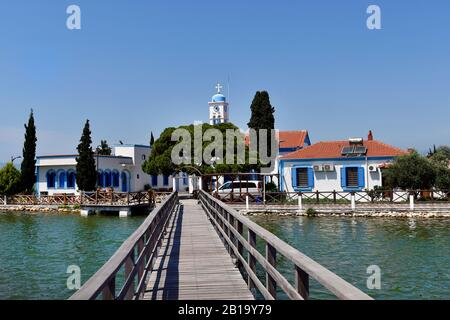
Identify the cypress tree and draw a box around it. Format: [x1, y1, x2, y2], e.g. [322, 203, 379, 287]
[247, 91, 275, 158]
[76, 120, 97, 191]
[20, 109, 37, 194]
[150, 132, 155, 147]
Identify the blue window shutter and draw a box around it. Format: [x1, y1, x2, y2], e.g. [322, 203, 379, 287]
[340, 167, 346, 188]
[59, 172, 65, 189]
[307, 167, 314, 188]
[358, 167, 365, 188]
[292, 168, 298, 187]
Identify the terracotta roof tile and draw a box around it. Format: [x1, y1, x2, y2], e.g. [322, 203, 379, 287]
[278, 131, 308, 149]
[245, 130, 309, 149]
[281, 140, 407, 160]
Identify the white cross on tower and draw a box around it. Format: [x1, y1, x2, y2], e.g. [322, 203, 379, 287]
[215, 82, 223, 94]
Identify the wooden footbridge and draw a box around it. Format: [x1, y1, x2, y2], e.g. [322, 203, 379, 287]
[69, 191, 372, 300]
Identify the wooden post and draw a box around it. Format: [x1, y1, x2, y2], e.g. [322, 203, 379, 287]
[266, 243, 277, 299]
[316, 190, 319, 204]
[64, 194, 67, 206]
[124, 251, 135, 300]
[248, 230, 256, 290]
[237, 221, 244, 268]
[102, 277, 115, 300]
[295, 266, 309, 300]
[333, 190, 337, 204]
[95, 190, 98, 204]
[111, 191, 114, 205]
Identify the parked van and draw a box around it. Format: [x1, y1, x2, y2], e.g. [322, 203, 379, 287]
[217, 180, 262, 198]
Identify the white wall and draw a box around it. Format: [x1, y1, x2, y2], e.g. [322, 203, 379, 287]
[280, 158, 387, 193]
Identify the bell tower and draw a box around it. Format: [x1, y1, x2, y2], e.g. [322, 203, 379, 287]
[209, 82, 229, 125]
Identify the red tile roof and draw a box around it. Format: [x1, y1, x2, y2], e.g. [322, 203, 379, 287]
[245, 130, 309, 149]
[281, 140, 407, 160]
[278, 131, 309, 149]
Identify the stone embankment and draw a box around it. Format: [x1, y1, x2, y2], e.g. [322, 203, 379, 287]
[241, 209, 449, 218]
[0, 205, 80, 214]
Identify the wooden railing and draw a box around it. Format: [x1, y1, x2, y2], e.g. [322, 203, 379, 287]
[0, 191, 172, 207]
[199, 190, 372, 300]
[69, 192, 178, 300]
[213, 189, 450, 205]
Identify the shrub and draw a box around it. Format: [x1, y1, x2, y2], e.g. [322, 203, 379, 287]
[306, 208, 317, 216]
[0, 163, 21, 195]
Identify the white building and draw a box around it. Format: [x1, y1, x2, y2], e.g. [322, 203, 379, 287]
[36, 144, 189, 196]
[279, 132, 407, 193]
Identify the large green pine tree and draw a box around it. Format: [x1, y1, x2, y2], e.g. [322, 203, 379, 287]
[247, 91, 275, 158]
[76, 120, 97, 191]
[20, 109, 37, 194]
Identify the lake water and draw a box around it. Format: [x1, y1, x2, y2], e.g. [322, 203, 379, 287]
[0, 211, 448, 300]
[0, 211, 145, 300]
[250, 215, 450, 300]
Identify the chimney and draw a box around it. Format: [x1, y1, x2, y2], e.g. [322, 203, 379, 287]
[368, 130, 373, 141]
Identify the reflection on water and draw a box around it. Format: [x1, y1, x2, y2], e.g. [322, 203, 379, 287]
[250, 215, 449, 300]
[0, 211, 145, 300]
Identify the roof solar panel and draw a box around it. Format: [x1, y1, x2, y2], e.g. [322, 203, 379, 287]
[341, 146, 354, 155]
[354, 146, 368, 155]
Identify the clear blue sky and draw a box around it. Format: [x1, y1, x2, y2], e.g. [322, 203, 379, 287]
[0, 0, 449, 163]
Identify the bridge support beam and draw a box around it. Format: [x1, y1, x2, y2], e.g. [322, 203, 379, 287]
[119, 209, 131, 218]
[351, 194, 356, 211]
[81, 209, 94, 217]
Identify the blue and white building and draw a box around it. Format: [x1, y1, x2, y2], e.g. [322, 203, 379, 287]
[36, 144, 189, 196]
[279, 133, 407, 193]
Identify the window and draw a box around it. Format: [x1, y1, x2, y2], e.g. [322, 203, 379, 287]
[346, 167, 359, 187]
[121, 172, 128, 192]
[67, 172, 76, 189]
[292, 167, 314, 190]
[142, 155, 146, 160]
[112, 171, 120, 188]
[104, 171, 112, 187]
[340, 167, 365, 190]
[296, 168, 309, 188]
[163, 175, 169, 186]
[47, 171, 56, 189]
[58, 171, 66, 189]
[97, 171, 104, 187]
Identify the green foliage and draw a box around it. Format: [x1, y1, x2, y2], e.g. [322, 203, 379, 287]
[427, 145, 450, 159]
[96, 140, 112, 155]
[265, 181, 278, 192]
[384, 152, 436, 190]
[0, 163, 21, 195]
[429, 145, 450, 190]
[366, 185, 384, 201]
[306, 208, 317, 216]
[142, 123, 259, 176]
[20, 109, 37, 194]
[76, 120, 97, 191]
[247, 91, 276, 157]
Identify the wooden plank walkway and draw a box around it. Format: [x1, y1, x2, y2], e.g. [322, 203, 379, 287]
[143, 199, 254, 300]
